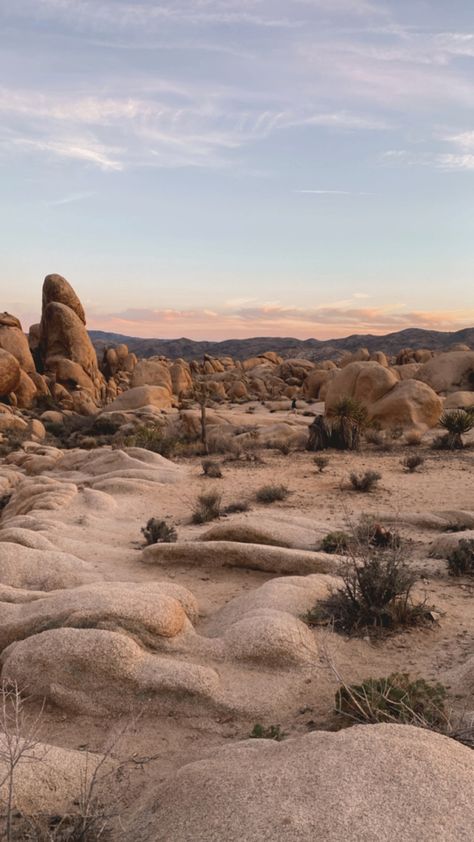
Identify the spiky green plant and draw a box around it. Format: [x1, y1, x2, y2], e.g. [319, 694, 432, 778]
[439, 409, 473, 449]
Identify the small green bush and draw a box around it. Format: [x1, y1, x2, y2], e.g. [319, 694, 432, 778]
[447, 538, 474, 576]
[192, 491, 222, 524]
[141, 518, 177, 545]
[336, 673, 447, 728]
[256, 484, 290, 504]
[321, 531, 351, 554]
[126, 425, 182, 458]
[250, 723, 285, 741]
[349, 470, 381, 492]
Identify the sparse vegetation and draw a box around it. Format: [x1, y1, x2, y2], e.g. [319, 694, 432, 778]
[249, 723, 285, 741]
[321, 531, 351, 554]
[307, 398, 369, 451]
[224, 500, 250, 514]
[401, 454, 425, 472]
[439, 409, 474, 449]
[349, 470, 381, 492]
[125, 424, 183, 458]
[192, 491, 222, 524]
[335, 673, 448, 728]
[405, 431, 422, 446]
[307, 541, 432, 635]
[201, 459, 223, 478]
[141, 518, 177, 546]
[255, 484, 290, 504]
[447, 538, 474, 577]
[314, 455, 329, 473]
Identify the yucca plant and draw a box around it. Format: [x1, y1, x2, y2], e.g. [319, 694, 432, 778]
[439, 409, 473, 449]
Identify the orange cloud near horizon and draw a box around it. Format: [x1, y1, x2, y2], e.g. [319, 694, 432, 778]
[83, 303, 474, 341]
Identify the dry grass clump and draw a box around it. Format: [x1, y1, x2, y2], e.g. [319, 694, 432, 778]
[255, 484, 290, 504]
[447, 538, 474, 577]
[405, 430, 423, 446]
[335, 673, 448, 728]
[224, 501, 250, 514]
[321, 531, 351, 554]
[401, 454, 424, 472]
[349, 470, 381, 492]
[201, 459, 223, 478]
[141, 518, 177, 546]
[125, 424, 184, 458]
[192, 491, 222, 524]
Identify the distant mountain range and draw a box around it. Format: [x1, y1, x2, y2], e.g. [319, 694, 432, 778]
[89, 327, 474, 363]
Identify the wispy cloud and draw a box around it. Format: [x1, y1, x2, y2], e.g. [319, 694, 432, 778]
[296, 189, 373, 195]
[83, 299, 474, 341]
[45, 191, 96, 206]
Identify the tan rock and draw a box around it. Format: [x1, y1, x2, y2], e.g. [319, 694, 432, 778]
[416, 351, 474, 394]
[370, 379, 442, 432]
[128, 725, 474, 842]
[131, 359, 173, 391]
[325, 361, 398, 414]
[0, 317, 36, 372]
[0, 348, 21, 396]
[13, 370, 38, 408]
[105, 385, 173, 411]
[42, 273, 86, 323]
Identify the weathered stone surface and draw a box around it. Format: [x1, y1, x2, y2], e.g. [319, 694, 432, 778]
[123, 725, 474, 842]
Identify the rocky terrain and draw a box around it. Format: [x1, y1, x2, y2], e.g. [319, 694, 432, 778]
[0, 274, 473, 841]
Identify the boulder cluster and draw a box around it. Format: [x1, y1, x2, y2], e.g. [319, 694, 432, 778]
[1, 274, 473, 438]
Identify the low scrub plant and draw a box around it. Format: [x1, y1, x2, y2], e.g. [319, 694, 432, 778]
[249, 723, 285, 741]
[349, 470, 381, 492]
[126, 425, 183, 458]
[192, 491, 222, 524]
[321, 531, 351, 554]
[255, 484, 290, 504]
[447, 538, 474, 577]
[335, 673, 448, 728]
[307, 541, 433, 635]
[224, 500, 250, 514]
[308, 398, 369, 452]
[401, 454, 424, 472]
[314, 455, 329, 473]
[201, 459, 223, 478]
[141, 518, 177, 545]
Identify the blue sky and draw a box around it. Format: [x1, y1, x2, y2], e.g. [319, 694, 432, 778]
[1, 0, 473, 339]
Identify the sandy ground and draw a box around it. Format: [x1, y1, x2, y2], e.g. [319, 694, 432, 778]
[2, 404, 474, 821]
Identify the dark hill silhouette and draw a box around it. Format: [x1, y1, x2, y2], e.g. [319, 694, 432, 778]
[89, 327, 474, 362]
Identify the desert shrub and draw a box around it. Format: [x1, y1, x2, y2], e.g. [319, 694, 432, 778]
[201, 459, 223, 478]
[141, 518, 177, 545]
[389, 425, 404, 440]
[0, 430, 28, 457]
[314, 455, 329, 473]
[90, 415, 122, 436]
[365, 429, 384, 446]
[308, 548, 432, 635]
[126, 425, 182, 458]
[192, 491, 222, 524]
[349, 470, 381, 492]
[355, 518, 401, 550]
[273, 439, 292, 455]
[447, 538, 474, 577]
[224, 500, 250, 514]
[255, 484, 290, 504]
[405, 431, 422, 446]
[321, 531, 351, 554]
[439, 409, 474, 449]
[401, 454, 424, 472]
[335, 673, 447, 728]
[250, 723, 285, 741]
[206, 432, 239, 455]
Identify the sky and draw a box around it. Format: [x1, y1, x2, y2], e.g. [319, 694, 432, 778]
[1, 0, 474, 340]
